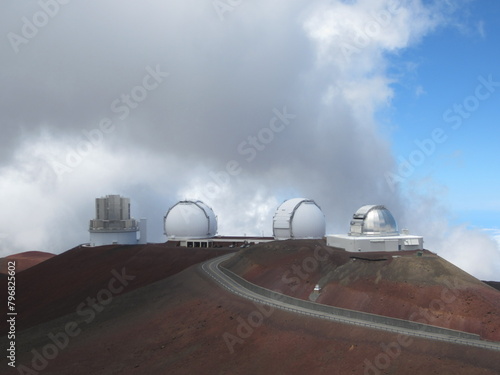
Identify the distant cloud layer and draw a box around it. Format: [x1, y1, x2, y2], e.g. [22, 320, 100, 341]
[1, 0, 498, 280]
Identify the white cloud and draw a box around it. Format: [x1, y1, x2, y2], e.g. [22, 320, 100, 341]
[477, 20, 486, 38]
[398, 178, 500, 281]
[415, 85, 427, 97]
[483, 228, 500, 249]
[178, 176, 279, 237]
[303, 0, 440, 72]
[438, 226, 500, 280]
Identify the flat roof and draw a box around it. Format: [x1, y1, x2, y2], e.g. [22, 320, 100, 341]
[170, 236, 274, 242]
[327, 234, 423, 240]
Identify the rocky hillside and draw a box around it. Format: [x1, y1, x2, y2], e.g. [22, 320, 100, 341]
[223, 240, 500, 341]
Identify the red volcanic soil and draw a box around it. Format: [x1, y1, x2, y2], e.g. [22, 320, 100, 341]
[485, 281, 500, 291]
[223, 240, 500, 342]
[0, 243, 235, 333]
[3, 255, 500, 374]
[1, 241, 499, 374]
[0, 251, 55, 274]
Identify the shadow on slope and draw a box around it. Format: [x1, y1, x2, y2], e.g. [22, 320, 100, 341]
[0, 243, 234, 334]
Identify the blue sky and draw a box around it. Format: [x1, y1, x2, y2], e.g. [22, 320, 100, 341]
[386, 1, 500, 230]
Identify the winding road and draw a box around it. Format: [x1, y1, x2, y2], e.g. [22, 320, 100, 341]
[201, 253, 500, 352]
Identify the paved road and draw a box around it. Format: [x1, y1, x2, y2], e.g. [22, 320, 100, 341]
[201, 253, 500, 352]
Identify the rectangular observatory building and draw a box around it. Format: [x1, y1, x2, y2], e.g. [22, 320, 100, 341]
[89, 194, 146, 246]
[326, 205, 423, 252]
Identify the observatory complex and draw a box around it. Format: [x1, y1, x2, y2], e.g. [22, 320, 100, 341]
[85, 194, 423, 253]
[89, 194, 147, 247]
[326, 205, 423, 252]
[161, 199, 422, 252]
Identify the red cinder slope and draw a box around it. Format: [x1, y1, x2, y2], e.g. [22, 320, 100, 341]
[6, 264, 500, 375]
[0, 251, 55, 274]
[485, 281, 500, 291]
[0, 243, 235, 334]
[223, 239, 500, 341]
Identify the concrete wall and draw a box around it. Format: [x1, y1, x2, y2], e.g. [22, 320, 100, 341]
[138, 218, 147, 245]
[326, 235, 423, 252]
[89, 230, 138, 247]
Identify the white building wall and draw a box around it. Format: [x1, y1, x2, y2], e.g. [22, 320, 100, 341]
[327, 235, 423, 252]
[138, 218, 147, 244]
[89, 230, 138, 247]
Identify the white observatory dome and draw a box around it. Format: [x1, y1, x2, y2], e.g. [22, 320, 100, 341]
[273, 198, 326, 240]
[349, 205, 398, 236]
[164, 200, 217, 240]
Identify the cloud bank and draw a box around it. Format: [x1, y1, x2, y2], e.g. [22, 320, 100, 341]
[0, 0, 498, 280]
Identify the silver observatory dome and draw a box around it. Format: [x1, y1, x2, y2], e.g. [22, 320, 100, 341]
[164, 200, 217, 240]
[349, 205, 398, 236]
[273, 198, 326, 240]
